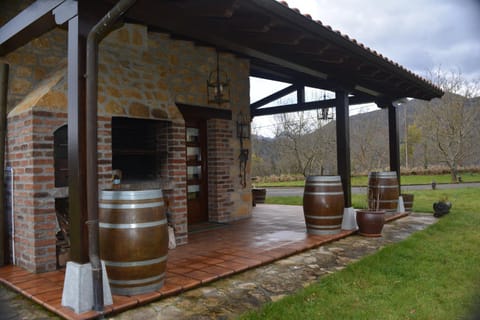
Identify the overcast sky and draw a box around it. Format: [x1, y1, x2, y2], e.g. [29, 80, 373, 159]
[282, 0, 480, 81]
[251, 0, 480, 136]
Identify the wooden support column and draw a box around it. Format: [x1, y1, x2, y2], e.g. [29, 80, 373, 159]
[388, 102, 401, 193]
[67, 15, 89, 263]
[335, 90, 351, 207]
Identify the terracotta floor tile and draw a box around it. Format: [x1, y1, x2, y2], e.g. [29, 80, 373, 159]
[166, 275, 201, 290]
[216, 261, 250, 272]
[187, 262, 210, 270]
[111, 295, 139, 312]
[167, 266, 195, 275]
[201, 265, 234, 278]
[33, 289, 63, 303]
[135, 291, 162, 305]
[15, 278, 51, 291]
[157, 281, 181, 296]
[26, 283, 59, 296]
[181, 270, 216, 282]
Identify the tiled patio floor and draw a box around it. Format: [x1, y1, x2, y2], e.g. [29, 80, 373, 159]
[0, 205, 407, 320]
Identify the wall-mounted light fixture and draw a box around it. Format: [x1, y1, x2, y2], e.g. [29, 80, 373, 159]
[237, 112, 250, 140]
[207, 51, 230, 105]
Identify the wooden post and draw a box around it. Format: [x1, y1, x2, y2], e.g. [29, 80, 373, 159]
[335, 90, 351, 207]
[67, 15, 89, 263]
[388, 102, 401, 194]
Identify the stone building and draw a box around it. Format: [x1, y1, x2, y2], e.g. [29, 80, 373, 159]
[0, 0, 442, 274]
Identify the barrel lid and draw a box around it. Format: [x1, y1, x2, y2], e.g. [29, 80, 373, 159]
[100, 189, 163, 201]
[306, 175, 341, 183]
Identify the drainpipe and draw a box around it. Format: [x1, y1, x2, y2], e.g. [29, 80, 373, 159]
[0, 63, 9, 267]
[86, 0, 136, 311]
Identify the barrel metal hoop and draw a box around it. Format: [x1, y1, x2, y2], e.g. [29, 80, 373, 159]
[304, 191, 344, 196]
[306, 224, 342, 229]
[305, 183, 343, 187]
[304, 214, 343, 220]
[99, 218, 167, 229]
[108, 272, 166, 285]
[368, 185, 398, 189]
[99, 201, 164, 209]
[100, 189, 163, 201]
[104, 255, 167, 268]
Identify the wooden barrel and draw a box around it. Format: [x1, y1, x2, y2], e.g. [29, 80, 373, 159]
[402, 193, 414, 212]
[303, 176, 344, 235]
[99, 189, 168, 296]
[368, 172, 399, 213]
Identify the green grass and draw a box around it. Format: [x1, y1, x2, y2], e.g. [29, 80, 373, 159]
[244, 187, 480, 320]
[255, 172, 480, 188]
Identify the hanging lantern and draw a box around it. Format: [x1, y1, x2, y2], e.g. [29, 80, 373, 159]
[207, 51, 230, 105]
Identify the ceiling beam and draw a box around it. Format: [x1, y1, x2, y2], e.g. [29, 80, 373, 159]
[250, 84, 298, 110]
[0, 0, 66, 55]
[252, 95, 375, 117]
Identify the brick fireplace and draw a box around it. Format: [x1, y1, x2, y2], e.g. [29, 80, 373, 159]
[5, 23, 252, 273]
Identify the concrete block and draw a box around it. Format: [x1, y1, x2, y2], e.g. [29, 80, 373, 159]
[341, 207, 358, 230]
[397, 196, 405, 213]
[61, 261, 113, 314]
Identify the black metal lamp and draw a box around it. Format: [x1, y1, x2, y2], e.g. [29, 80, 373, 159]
[207, 51, 230, 105]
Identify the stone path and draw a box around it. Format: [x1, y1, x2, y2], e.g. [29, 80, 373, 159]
[111, 214, 436, 320]
[0, 283, 60, 319]
[0, 214, 436, 320]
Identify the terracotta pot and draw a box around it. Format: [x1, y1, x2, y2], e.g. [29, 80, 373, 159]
[401, 193, 414, 213]
[356, 210, 385, 237]
[252, 188, 266, 206]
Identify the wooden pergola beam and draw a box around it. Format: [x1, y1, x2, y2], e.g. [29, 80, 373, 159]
[0, 0, 65, 55]
[252, 94, 375, 117]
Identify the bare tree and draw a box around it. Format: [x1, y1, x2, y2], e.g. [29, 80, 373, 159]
[350, 110, 389, 173]
[274, 111, 334, 177]
[415, 69, 480, 182]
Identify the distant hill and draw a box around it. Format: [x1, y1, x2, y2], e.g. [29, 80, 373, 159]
[251, 96, 480, 177]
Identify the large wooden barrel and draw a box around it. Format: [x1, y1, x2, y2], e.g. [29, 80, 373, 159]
[368, 171, 399, 213]
[303, 176, 344, 235]
[99, 189, 168, 296]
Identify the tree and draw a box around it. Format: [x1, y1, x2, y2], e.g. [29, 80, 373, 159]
[415, 69, 480, 182]
[400, 123, 422, 168]
[273, 111, 335, 177]
[350, 109, 389, 173]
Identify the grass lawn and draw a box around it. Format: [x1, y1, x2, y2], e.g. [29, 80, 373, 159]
[254, 172, 480, 188]
[242, 187, 480, 320]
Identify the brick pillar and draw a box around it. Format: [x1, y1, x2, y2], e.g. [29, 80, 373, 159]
[207, 118, 234, 223]
[7, 110, 67, 273]
[165, 121, 188, 245]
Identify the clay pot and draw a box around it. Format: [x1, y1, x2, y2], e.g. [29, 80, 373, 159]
[356, 210, 385, 237]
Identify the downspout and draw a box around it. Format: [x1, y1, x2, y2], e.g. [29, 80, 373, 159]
[0, 63, 9, 267]
[86, 0, 136, 311]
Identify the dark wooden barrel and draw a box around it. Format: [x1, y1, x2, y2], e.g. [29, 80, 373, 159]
[402, 194, 414, 212]
[368, 171, 399, 213]
[99, 189, 168, 296]
[303, 176, 344, 235]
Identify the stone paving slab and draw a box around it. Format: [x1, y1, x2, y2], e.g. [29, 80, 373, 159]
[110, 214, 436, 320]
